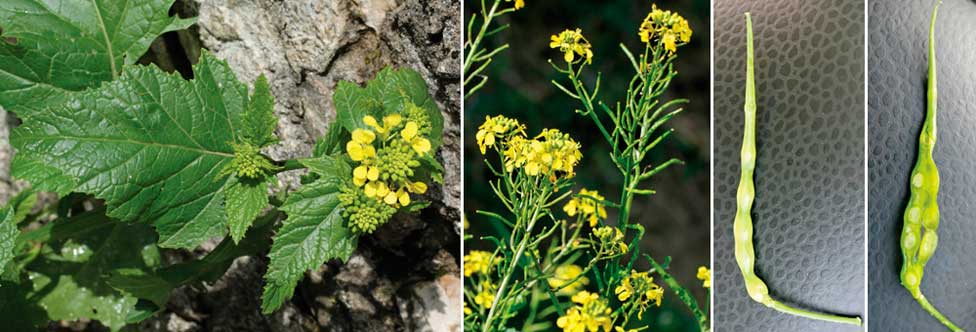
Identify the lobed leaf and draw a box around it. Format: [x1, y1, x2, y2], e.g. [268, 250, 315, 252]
[11, 51, 259, 249]
[0, 0, 195, 116]
[262, 156, 355, 313]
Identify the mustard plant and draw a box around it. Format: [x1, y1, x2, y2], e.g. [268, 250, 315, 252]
[0, 1, 444, 328]
[465, 4, 708, 332]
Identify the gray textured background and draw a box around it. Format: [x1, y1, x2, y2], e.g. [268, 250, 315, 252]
[868, 0, 976, 330]
[713, 0, 865, 331]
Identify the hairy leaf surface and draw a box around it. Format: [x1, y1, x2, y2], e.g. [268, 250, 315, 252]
[11, 52, 257, 249]
[262, 156, 355, 313]
[0, 0, 195, 116]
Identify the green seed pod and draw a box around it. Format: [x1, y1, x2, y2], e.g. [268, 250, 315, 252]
[732, 13, 860, 326]
[897, 3, 963, 331]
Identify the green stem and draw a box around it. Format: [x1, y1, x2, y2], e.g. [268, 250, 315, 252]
[766, 300, 862, 327]
[911, 290, 963, 332]
[464, 0, 502, 76]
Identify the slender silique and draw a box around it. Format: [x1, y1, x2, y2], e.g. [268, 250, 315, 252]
[732, 12, 861, 327]
[898, 2, 963, 331]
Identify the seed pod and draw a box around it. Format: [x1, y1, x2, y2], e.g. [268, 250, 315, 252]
[732, 13, 860, 326]
[898, 3, 963, 331]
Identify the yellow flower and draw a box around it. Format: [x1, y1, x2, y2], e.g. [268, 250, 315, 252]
[397, 187, 410, 206]
[476, 115, 524, 154]
[406, 181, 428, 194]
[614, 270, 664, 319]
[515, 0, 524, 9]
[402, 121, 419, 140]
[383, 190, 397, 205]
[463, 302, 472, 315]
[364, 181, 390, 198]
[503, 128, 581, 180]
[564, 189, 608, 227]
[638, 4, 692, 54]
[548, 264, 590, 295]
[697, 266, 711, 289]
[411, 137, 432, 154]
[557, 291, 612, 332]
[474, 290, 495, 309]
[364, 114, 403, 135]
[550, 28, 593, 64]
[463, 250, 495, 277]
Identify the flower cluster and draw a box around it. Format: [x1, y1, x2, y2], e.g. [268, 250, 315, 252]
[697, 266, 711, 289]
[548, 264, 590, 295]
[550, 28, 593, 64]
[476, 115, 524, 154]
[503, 128, 582, 179]
[638, 4, 693, 54]
[615, 270, 664, 319]
[339, 104, 434, 233]
[594, 226, 628, 255]
[557, 291, 613, 332]
[464, 250, 496, 277]
[221, 142, 279, 179]
[477, 116, 582, 180]
[564, 189, 608, 227]
[474, 280, 497, 310]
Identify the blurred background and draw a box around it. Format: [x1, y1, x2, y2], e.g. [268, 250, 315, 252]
[464, 0, 710, 331]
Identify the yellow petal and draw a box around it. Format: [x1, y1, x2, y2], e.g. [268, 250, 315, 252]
[367, 166, 380, 181]
[383, 114, 402, 128]
[376, 182, 390, 197]
[412, 138, 432, 154]
[353, 166, 368, 181]
[353, 177, 366, 187]
[384, 192, 398, 205]
[402, 121, 419, 140]
[409, 181, 428, 194]
[550, 35, 561, 48]
[352, 129, 376, 144]
[363, 116, 380, 130]
[364, 182, 378, 197]
[564, 50, 574, 63]
[347, 142, 364, 161]
[398, 189, 411, 206]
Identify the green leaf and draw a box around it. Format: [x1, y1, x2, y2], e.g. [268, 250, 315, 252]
[313, 120, 346, 158]
[11, 51, 260, 249]
[110, 210, 279, 308]
[9, 189, 38, 225]
[333, 67, 443, 149]
[262, 157, 355, 313]
[24, 210, 162, 331]
[225, 177, 269, 243]
[242, 74, 278, 147]
[0, 206, 16, 277]
[11, 158, 76, 195]
[0, 0, 196, 116]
